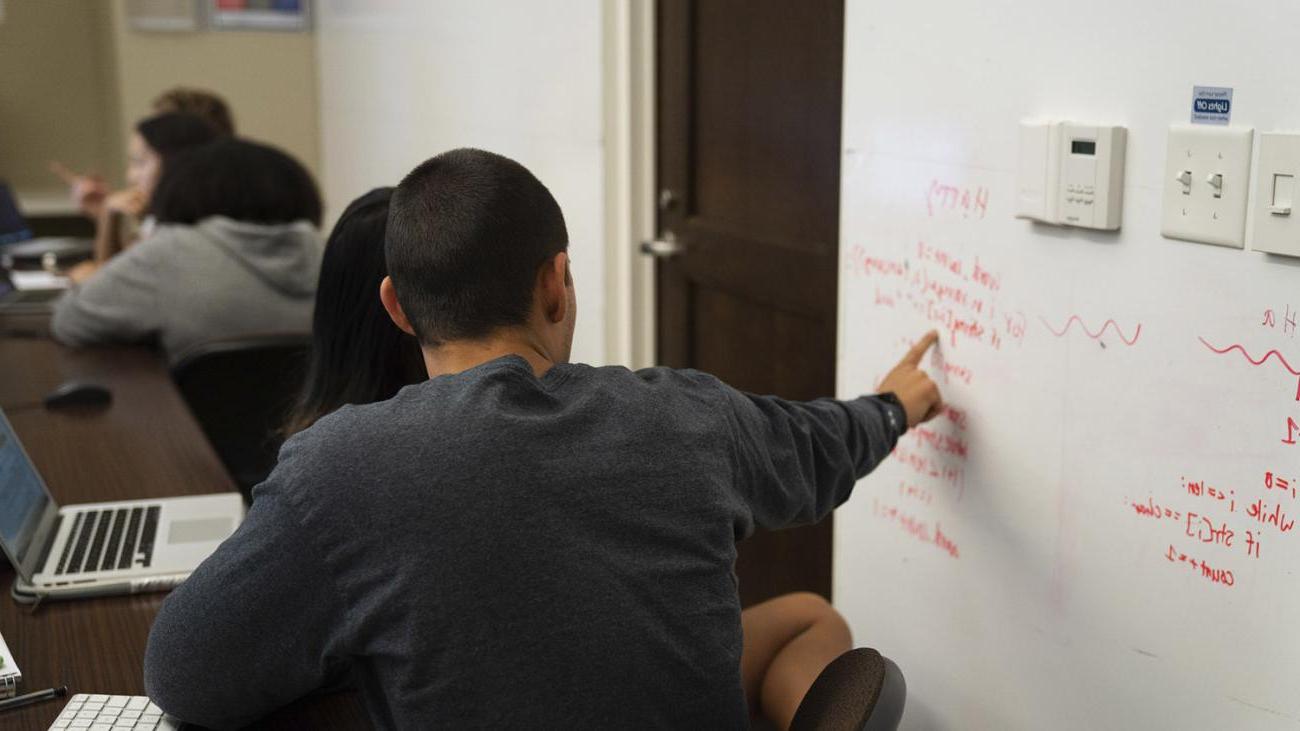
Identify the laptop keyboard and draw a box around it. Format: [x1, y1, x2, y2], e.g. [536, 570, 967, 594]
[48, 694, 178, 730]
[54, 506, 160, 575]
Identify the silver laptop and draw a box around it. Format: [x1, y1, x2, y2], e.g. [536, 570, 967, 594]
[0, 408, 244, 603]
[0, 268, 67, 312]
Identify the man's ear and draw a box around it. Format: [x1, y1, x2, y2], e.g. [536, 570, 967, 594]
[380, 276, 417, 336]
[540, 252, 570, 325]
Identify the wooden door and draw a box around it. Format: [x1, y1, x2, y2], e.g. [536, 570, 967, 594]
[653, 0, 844, 607]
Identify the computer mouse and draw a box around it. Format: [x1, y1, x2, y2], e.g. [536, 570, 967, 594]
[43, 381, 113, 410]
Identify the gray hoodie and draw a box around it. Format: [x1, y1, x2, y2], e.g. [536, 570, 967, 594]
[52, 216, 322, 362]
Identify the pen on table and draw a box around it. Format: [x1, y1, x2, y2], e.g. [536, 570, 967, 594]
[0, 685, 68, 713]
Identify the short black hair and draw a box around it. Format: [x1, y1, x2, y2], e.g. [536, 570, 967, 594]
[149, 137, 322, 227]
[386, 148, 568, 345]
[135, 112, 220, 161]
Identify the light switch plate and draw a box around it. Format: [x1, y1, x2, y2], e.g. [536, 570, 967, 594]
[1161, 124, 1254, 248]
[1251, 132, 1300, 258]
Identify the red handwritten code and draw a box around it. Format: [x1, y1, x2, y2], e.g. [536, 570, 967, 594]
[908, 425, 968, 459]
[925, 179, 989, 220]
[941, 404, 969, 430]
[1261, 305, 1297, 336]
[1183, 478, 1236, 512]
[847, 241, 1023, 351]
[898, 481, 935, 506]
[1244, 498, 1295, 534]
[891, 444, 965, 498]
[1264, 471, 1297, 499]
[1164, 544, 1235, 587]
[872, 498, 960, 558]
[1129, 469, 1294, 585]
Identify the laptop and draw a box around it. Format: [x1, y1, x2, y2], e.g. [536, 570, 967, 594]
[0, 408, 245, 603]
[0, 181, 93, 263]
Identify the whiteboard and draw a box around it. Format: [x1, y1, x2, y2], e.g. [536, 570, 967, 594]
[834, 2, 1300, 728]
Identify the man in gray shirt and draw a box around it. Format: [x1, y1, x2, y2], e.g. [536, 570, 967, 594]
[144, 148, 942, 729]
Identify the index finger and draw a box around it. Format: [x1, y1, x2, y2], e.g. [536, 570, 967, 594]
[901, 330, 939, 366]
[48, 161, 79, 184]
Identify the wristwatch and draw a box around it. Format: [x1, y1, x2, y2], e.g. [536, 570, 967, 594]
[876, 392, 907, 437]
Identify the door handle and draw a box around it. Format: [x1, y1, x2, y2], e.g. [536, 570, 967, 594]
[639, 231, 686, 258]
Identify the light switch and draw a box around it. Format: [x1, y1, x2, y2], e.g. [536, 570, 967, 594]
[1206, 173, 1224, 198]
[1161, 124, 1254, 249]
[1270, 174, 1293, 215]
[1251, 132, 1300, 258]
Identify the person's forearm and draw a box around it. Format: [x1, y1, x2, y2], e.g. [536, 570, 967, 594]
[92, 209, 133, 263]
[92, 209, 116, 263]
[843, 394, 907, 478]
[65, 261, 102, 285]
[729, 391, 903, 529]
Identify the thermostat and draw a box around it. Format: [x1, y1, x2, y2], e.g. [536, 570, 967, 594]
[1016, 120, 1127, 230]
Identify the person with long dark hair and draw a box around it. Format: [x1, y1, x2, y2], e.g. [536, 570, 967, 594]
[281, 188, 426, 436]
[65, 112, 220, 283]
[52, 138, 323, 362]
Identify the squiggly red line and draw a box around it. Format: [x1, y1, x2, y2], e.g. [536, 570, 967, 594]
[1041, 316, 1142, 346]
[1199, 337, 1300, 401]
[1198, 338, 1300, 376]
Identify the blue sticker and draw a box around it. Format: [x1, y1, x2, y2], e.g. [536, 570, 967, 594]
[1191, 86, 1233, 125]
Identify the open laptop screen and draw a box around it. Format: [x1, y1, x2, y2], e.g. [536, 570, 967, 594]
[0, 182, 34, 246]
[0, 409, 53, 564]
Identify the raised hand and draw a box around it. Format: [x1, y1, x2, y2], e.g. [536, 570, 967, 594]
[877, 330, 943, 428]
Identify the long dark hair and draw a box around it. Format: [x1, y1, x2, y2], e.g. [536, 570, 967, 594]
[282, 188, 426, 436]
[150, 137, 323, 227]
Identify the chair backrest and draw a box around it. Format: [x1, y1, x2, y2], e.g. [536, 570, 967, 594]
[171, 334, 311, 501]
[789, 648, 907, 731]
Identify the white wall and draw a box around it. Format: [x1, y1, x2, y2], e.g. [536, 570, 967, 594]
[836, 1, 1300, 729]
[0, 1, 119, 203]
[108, 0, 321, 179]
[315, 0, 607, 364]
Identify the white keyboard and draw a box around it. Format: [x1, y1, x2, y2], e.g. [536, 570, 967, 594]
[47, 694, 179, 730]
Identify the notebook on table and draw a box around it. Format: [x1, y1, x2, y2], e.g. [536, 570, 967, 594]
[0, 629, 20, 698]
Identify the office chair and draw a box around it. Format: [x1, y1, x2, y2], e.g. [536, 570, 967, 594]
[171, 334, 310, 501]
[788, 648, 907, 731]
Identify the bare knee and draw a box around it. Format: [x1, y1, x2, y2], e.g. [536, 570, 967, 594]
[778, 592, 833, 619]
[784, 592, 851, 645]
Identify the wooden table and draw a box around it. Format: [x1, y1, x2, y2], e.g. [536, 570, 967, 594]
[0, 334, 368, 729]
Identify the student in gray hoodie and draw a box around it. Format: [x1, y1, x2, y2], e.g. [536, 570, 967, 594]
[52, 138, 324, 362]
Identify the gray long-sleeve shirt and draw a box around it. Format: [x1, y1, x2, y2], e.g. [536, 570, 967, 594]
[51, 216, 321, 362]
[144, 355, 905, 729]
